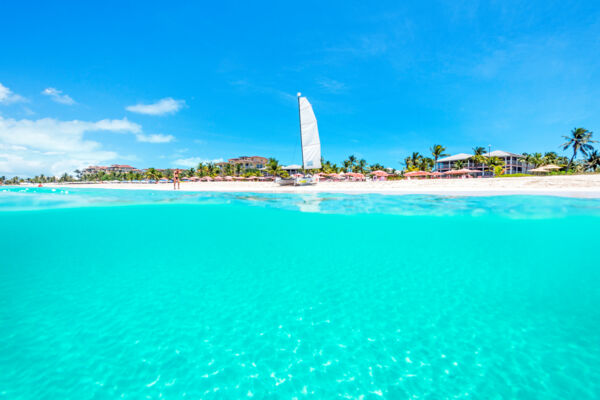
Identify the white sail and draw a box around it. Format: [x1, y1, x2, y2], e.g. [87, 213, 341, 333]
[299, 96, 321, 170]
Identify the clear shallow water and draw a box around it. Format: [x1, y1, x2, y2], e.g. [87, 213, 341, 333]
[1, 187, 599, 399]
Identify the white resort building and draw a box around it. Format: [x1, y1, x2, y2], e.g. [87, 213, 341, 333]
[435, 150, 533, 176]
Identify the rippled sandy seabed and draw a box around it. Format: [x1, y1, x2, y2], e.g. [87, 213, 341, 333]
[1, 188, 599, 399]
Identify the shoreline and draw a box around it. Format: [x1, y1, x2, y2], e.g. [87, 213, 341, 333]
[36, 174, 600, 198]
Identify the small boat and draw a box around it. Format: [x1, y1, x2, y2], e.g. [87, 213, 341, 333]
[278, 93, 322, 186]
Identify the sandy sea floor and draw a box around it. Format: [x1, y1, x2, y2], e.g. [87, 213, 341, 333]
[43, 174, 600, 197]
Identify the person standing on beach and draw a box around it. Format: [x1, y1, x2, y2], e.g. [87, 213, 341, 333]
[173, 169, 181, 190]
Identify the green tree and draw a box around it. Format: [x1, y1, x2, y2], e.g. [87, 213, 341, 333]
[430, 144, 448, 170]
[344, 155, 357, 172]
[484, 156, 505, 176]
[543, 152, 558, 165]
[562, 127, 596, 170]
[529, 152, 544, 167]
[404, 152, 423, 171]
[473, 146, 486, 156]
[585, 150, 600, 172]
[145, 168, 161, 183]
[419, 157, 434, 171]
[453, 160, 465, 170]
[265, 158, 285, 178]
[369, 163, 386, 172]
[356, 159, 368, 174]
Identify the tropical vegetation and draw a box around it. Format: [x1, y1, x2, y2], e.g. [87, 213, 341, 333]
[2, 127, 599, 184]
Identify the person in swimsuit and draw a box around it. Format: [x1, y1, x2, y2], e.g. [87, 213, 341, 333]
[173, 169, 181, 190]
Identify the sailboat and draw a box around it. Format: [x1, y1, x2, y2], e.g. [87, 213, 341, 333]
[277, 93, 322, 186]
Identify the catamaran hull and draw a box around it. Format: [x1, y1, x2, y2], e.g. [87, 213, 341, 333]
[276, 177, 317, 186]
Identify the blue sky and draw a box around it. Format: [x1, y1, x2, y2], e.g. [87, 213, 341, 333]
[1, 0, 599, 176]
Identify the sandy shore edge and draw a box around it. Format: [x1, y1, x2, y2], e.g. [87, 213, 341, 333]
[38, 175, 600, 198]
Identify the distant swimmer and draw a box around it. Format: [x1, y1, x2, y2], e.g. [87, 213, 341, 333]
[173, 169, 181, 190]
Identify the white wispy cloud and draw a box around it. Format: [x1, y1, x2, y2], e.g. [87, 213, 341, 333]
[229, 80, 296, 103]
[42, 87, 76, 105]
[126, 97, 186, 116]
[317, 78, 347, 94]
[135, 133, 175, 143]
[0, 83, 26, 104]
[0, 117, 140, 176]
[174, 157, 223, 168]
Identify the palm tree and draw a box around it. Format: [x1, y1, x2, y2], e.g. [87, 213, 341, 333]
[473, 146, 486, 156]
[265, 158, 284, 178]
[453, 160, 465, 170]
[356, 159, 367, 174]
[585, 150, 600, 172]
[197, 162, 206, 177]
[234, 163, 244, 176]
[206, 162, 217, 176]
[403, 152, 423, 171]
[145, 168, 161, 183]
[530, 152, 544, 168]
[543, 152, 558, 165]
[419, 157, 434, 171]
[484, 156, 505, 176]
[369, 163, 385, 172]
[430, 144, 448, 171]
[562, 127, 597, 170]
[343, 155, 357, 172]
[342, 161, 351, 173]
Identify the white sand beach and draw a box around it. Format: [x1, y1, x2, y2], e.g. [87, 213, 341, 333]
[51, 174, 600, 197]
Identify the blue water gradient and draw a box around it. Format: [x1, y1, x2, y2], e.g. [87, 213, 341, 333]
[1, 187, 599, 399]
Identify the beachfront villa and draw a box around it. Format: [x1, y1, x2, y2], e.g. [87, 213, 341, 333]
[282, 164, 303, 176]
[435, 150, 534, 176]
[218, 156, 268, 170]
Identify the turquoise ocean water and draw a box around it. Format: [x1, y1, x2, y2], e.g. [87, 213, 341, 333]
[1, 187, 599, 399]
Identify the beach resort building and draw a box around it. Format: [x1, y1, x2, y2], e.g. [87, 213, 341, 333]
[83, 164, 138, 175]
[282, 164, 303, 176]
[218, 156, 268, 170]
[82, 166, 108, 175]
[106, 164, 137, 174]
[435, 150, 533, 175]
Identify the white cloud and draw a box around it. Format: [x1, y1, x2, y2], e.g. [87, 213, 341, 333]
[135, 133, 175, 143]
[317, 78, 347, 94]
[174, 157, 223, 168]
[42, 87, 75, 105]
[126, 97, 186, 115]
[0, 83, 26, 104]
[0, 117, 140, 177]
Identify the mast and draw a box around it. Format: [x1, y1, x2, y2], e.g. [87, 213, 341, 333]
[297, 92, 304, 172]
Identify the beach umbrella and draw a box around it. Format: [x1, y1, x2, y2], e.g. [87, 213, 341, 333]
[542, 164, 562, 170]
[214, 176, 224, 181]
[404, 171, 431, 177]
[225, 176, 234, 181]
[371, 170, 389, 177]
[443, 169, 477, 175]
[530, 167, 551, 173]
